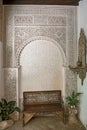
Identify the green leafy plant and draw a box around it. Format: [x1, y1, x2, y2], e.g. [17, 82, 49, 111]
[0, 98, 20, 120]
[66, 91, 82, 107]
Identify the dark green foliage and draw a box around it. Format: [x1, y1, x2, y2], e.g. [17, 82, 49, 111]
[0, 99, 20, 120]
[66, 91, 82, 107]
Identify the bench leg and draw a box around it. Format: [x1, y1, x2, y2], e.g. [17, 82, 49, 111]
[23, 112, 35, 126]
[55, 111, 68, 124]
[63, 108, 69, 124]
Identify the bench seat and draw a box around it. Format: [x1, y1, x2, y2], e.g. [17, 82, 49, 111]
[23, 90, 68, 126]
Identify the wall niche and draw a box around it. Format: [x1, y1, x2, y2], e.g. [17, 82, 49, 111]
[4, 5, 77, 109]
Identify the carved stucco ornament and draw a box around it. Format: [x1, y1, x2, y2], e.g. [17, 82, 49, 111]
[69, 28, 87, 85]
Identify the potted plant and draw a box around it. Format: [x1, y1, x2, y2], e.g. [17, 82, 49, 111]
[0, 98, 20, 121]
[66, 91, 82, 108]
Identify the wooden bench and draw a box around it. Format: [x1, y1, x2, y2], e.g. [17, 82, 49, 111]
[23, 90, 68, 126]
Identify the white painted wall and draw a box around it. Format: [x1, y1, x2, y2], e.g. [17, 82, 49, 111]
[78, 0, 87, 35]
[78, 0, 87, 128]
[20, 40, 64, 98]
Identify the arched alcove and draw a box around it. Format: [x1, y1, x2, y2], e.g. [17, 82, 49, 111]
[3, 5, 77, 112]
[19, 39, 66, 109]
[16, 36, 66, 67]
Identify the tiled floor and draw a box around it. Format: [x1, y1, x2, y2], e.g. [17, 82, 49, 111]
[6, 116, 86, 130]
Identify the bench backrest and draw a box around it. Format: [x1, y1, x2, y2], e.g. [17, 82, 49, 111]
[23, 90, 62, 105]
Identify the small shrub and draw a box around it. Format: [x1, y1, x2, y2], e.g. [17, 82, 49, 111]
[0, 98, 20, 120]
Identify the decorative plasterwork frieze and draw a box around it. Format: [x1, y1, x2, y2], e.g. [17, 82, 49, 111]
[65, 68, 77, 96]
[14, 15, 66, 26]
[4, 6, 77, 68]
[4, 68, 18, 101]
[14, 27, 66, 66]
[15, 36, 66, 66]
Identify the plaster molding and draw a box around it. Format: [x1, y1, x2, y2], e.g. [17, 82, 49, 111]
[15, 36, 67, 67]
[4, 5, 77, 68]
[4, 68, 19, 104]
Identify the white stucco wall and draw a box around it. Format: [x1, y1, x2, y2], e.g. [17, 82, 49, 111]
[20, 40, 64, 98]
[78, 0, 87, 128]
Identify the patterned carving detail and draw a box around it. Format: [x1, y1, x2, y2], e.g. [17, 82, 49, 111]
[14, 27, 66, 59]
[65, 68, 77, 97]
[15, 36, 66, 66]
[4, 13, 14, 67]
[5, 6, 77, 68]
[48, 16, 66, 26]
[14, 15, 33, 26]
[66, 8, 77, 66]
[14, 15, 66, 26]
[68, 40, 75, 65]
[69, 29, 87, 85]
[4, 68, 17, 101]
[34, 15, 47, 25]
[24, 91, 61, 104]
[5, 6, 67, 15]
